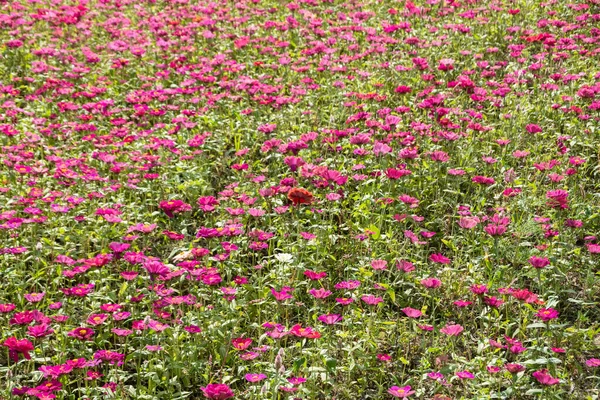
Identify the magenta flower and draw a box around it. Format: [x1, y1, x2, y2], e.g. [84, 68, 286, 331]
[201, 383, 234, 399]
[287, 376, 306, 385]
[456, 370, 474, 379]
[528, 256, 550, 269]
[388, 385, 415, 397]
[532, 369, 559, 386]
[159, 199, 192, 217]
[546, 189, 568, 209]
[3, 337, 34, 362]
[470, 284, 488, 295]
[68, 327, 95, 341]
[429, 253, 451, 264]
[536, 308, 559, 321]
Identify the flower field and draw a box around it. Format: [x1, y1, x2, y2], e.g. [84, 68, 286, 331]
[1, 0, 600, 398]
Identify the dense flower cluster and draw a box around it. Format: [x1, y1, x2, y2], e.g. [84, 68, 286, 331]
[0, 0, 599, 399]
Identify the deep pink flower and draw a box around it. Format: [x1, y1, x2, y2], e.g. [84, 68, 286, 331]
[388, 385, 415, 397]
[231, 338, 252, 351]
[546, 189, 568, 209]
[532, 369, 559, 386]
[3, 337, 34, 362]
[429, 253, 451, 264]
[68, 327, 95, 341]
[456, 370, 474, 379]
[536, 308, 559, 321]
[159, 199, 191, 217]
[201, 383, 234, 399]
[529, 256, 550, 269]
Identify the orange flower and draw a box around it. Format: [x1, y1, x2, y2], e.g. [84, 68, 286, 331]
[287, 188, 314, 206]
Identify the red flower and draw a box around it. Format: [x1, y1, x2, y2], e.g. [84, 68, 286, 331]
[287, 188, 314, 205]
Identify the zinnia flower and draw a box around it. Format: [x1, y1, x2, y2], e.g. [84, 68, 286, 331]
[201, 383, 234, 399]
[287, 188, 314, 205]
[388, 385, 415, 397]
[532, 369, 559, 386]
[536, 307, 559, 321]
[440, 324, 464, 336]
[3, 337, 34, 362]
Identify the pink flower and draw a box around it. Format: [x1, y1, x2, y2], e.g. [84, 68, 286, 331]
[587, 243, 600, 254]
[456, 370, 474, 379]
[201, 383, 234, 399]
[421, 277, 442, 289]
[526, 124, 542, 134]
[484, 224, 507, 236]
[458, 217, 479, 229]
[24, 292, 45, 303]
[402, 307, 423, 318]
[309, 288, 332, 299]
[586, 358, 600, 368]
[529, 256, 550, 269]
[361, 295, 384, 305]
[159, 199, 191, 217]
[371, 259, 388, 270]
[532, 369, 559, 386]
[440, 324, 464, 336]
[429, 253, 451, 264]
[396, 260, 415, 272]
[304, 270, 327, 280]
[453, 300, 472, 307]
[3, 337, 34, 362]
[388, 385, 415, 397]
[472, 175, 495, 185]
[245, 373, 267, 382]
[287, 376, 306, 385]
[231, 338, 252, 351]
[470, 284, 488, 295]
[318, 314, 342, 325]
[536, 308, 559, 321]
[546, 189, 568, 209]
[288, 324, 320, 339]
[68, 327, 95, 341]
[506, 363, 525, 374]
